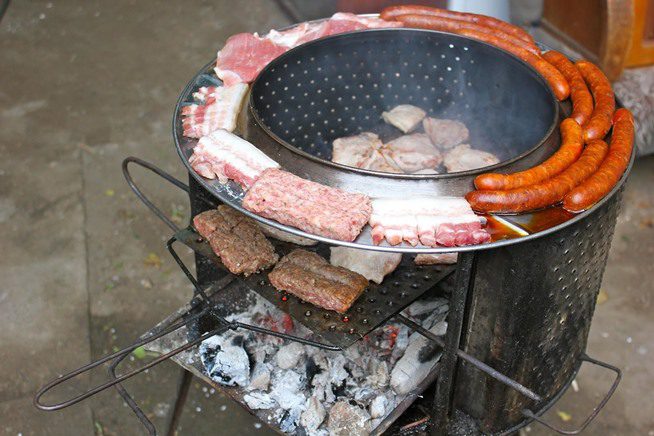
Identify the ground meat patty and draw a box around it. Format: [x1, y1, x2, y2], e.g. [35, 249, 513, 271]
[193, 206, 278, 276]
[269, 249, 368, 313]
[242, 168, 372, 242]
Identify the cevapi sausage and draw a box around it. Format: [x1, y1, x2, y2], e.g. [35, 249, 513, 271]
[474, 118, 583, 190]
[542, 51, 593, 126]
[380, 5, 535, 45]
[563, 108, 634, 213]
[466, 139, 608, 213]
[394, 14, 569, 100]
[576, 60, 615, 141]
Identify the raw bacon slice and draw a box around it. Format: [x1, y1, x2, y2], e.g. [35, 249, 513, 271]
[369, 197, 490, 247]
[330, 247, 402, 284]
[382, 133, 442, 173]
[181, 83, 248, 138]
[382, 105, 427, 133]
[215, 33, 288, 86]
[443, 144, 500, 173]
[188, 129, 279, 189]
[242, 168, 372, 242]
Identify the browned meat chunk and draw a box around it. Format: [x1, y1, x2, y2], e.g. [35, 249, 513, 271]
[193, 206, 278, 276]
[443, 144, 500, 173]
[332, 133, 402, 173]
[382, 133, 442, 173]
[422, 118, 469, 149]
[268, 249, 368, 313]
[382, 104, 427, 133]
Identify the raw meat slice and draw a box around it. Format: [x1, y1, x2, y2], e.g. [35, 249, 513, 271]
[443, 144, 500, 173]
[269, 249, 368, 313]
[264, 22, 312, 47]
[193, 206, 278, 276]
[415, 253, 458, 265]
[383, 133, 442, 173]
[361, 150, 404, 173]
[257, 222, 317, 246]
[382, 105, 427, 133]
[181, 83, 248, 138]
[330, 247, 402, 284]
[215, 33, 288, 86]
[330, 12, 403, 29]
[332, 132, 383, 167]
[242, 168, 372, 242]
[188, 129, 279, 189]
[422, 118, 469, 149]
[369, 197, 491, 247]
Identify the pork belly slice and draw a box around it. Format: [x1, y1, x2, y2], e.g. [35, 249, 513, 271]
[181, 83, 248, 138]
[415, 253, 458, 265]
[269, 249, 368, 313]
[443, 144, 500, 173]
[193, 206, 278, 276]
[242, 169, 372, 242]
[369, 197, 491, 247]
[382, 133, 442, 173]
[330, 247, 402, 284]
[215, 33, 288, 86]
[382, 105, 427, 133]
[188, 129, 279, 189]
[422, 118, 470, 149]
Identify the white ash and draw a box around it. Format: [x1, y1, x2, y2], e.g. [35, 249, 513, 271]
[249, 362, 271, 391]
[328, 400, 372, 436]
[301, 396, 326, 432]
[244, 391, 276, 410]
[275, 342, 305, 369]
[370, 394, 389, 419]
[402, 297, 448, 318]
[199, 335, 250, 387]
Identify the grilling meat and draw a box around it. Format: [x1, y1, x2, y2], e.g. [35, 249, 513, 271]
[181, 83, 248, 138]
[330, 247, 402, 284]
[443, 144, 500, 173]
[382, 104, 427, 133]
[414, 253, 458, 265]
[193, 206, 278, 276]
[332, 132, 402, 173]
[269, 249, 368, 313]
[189, 129, 280, 189]
[215, 33, 288, 86]
[383, 133, 442, 173]
[422, 118, 469, 149]
[242, 168, 372, 242]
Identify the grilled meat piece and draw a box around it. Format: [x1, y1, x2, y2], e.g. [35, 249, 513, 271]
[443, 143, 500, 173]
[382, 104, 427, 133]
[269, 249, 368, 313]
[422, 118, 469, 149]
[382, 133, 442, 173]
[330, 247, 402, 284]
[193, 206, 278, 276]
[332, 132, 403, 173]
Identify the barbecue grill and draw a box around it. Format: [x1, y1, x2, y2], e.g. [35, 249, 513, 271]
[34, 18, 631, 436]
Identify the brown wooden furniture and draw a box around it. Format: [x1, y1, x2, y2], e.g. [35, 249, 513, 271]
[625, 0, 654, 66]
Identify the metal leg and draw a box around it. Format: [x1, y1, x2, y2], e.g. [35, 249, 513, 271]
[431, 251, 477, 435]
[166, 369, 193, 436]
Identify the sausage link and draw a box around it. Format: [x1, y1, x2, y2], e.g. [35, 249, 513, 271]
[466, 139, 608, 213]
[576, 60, 615, 141]
[563, 108, 634, 212]
[380, 5, 535, 45]
[474, 118, 583, 190]
[394, 14, 569, 100]
[542, 51, 593, 126]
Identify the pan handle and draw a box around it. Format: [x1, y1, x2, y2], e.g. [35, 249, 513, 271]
[522, 353, 622, 435]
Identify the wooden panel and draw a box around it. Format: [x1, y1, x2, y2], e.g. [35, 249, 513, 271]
[625, 0, 654, 66]
[543, 0, 604, 54]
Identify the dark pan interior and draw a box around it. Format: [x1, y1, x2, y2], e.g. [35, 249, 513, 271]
[250, 29, 557, 168]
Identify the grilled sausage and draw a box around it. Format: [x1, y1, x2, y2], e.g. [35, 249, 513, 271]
[394, 14, 569, 100]
[542, 51, 593, 126]
[576, 60, 615, 141]
[474, 118, 583, 190]
[380, 5, 535, 45]
[466, 139, 608, 213]
[563, 108, 634, 213]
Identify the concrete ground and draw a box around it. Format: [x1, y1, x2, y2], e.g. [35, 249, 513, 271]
[0, 1, 651, 435]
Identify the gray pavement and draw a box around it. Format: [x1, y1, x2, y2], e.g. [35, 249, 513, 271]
[0, 1, 652, 435]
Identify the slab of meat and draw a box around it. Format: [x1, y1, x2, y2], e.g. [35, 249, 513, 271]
[330, 247, 402, 284]
[422, 118, 469, 149]
[269, 249, 368, 313]
[193, 206, 278, 276]
[382, 133, 442, 173]
[242, 168, 372, 242]
[415, 253, 458, 265]
[382, 105, 427, 133]
[215, 33, 288, 86]
[443, 144, 500, 173]
[369, 197, 491, 247]
[363, 150, 404, 173]
[332, 132, 403, 173]
[181, 83, 248, 138]
[189, 130, 279, 189]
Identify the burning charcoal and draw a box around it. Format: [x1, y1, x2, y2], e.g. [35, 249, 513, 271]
[279, 407, 303, 434]
[403, 297, 449, 319]
[390, 321, 447, 395]
[249, 362, 271, 391]
[353, 386, 377, 404]
[275, 342, 306, 369]
[390, 325, 410, 365]
[328, 354, 350, 386]
[369, 395, 389, 419]
[199, 335, 250, 387]
[300, 396, 326, 432]
[270, 370, 306, 411]
[327, 401, 371, 436]
[311, 370, 335, 404]
[243, 391, 276, 410]
[366, 360, 389, 389]
[305, 356, 323, 389]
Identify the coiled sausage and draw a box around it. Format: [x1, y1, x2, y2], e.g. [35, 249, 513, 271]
[542, 51, 593, 126]
[576, 60, 615, 141]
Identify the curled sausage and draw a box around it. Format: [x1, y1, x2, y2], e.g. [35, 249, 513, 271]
[542, 51, 593, 126]
[576, 60, 615, 141]
[394, 14, 569, 100]
[466, 139, 608, 213]
[474, 118, 583, 190]
[380, 5, 535, 45]
[563, 108, 634, 213]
